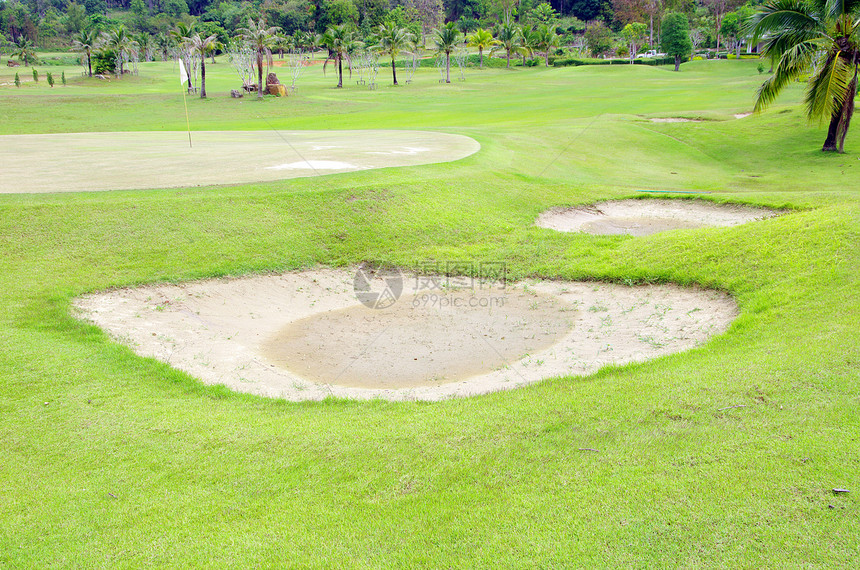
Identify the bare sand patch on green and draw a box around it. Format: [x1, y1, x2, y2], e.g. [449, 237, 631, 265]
[74, 268, 737, 401]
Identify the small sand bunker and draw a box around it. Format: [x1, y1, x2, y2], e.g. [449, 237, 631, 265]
[650, 118, 703, 123]
[74, 268, 738, 401]
[734, 113, 752, 119]
[536, 199, 781, 236]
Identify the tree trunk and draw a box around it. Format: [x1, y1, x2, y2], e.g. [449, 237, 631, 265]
[391, 56, 397, 85]
[446, 53, 450, 83]
[337, 55, 343, 88]
[836, 71, 858, 153]
[545, 51, 549, 67]
[257, 52, 263, 99]
[200, 57, 206, 98]
[87, 52, 92, 77]
[649, 15, 653, 48]
[674, 55, 680, 72]
[506, 51, 510, 68]
[479, 47, 483, 68]
[822, 112, 840, 151]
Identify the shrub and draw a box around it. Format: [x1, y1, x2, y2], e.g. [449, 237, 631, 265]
[552, 56, 683, 67]
[32, 68, 38, 82]
[93, 50, 117, 74]
[14, 72, 20, 87]
[47, 72, 54, 87]
[61, 71, 66, 85]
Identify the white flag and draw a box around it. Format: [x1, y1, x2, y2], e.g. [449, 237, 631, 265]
[179, 59, 188, 86]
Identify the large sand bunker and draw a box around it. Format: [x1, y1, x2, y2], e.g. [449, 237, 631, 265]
[74, 269, 738, 401]
[536, 199, 782, 236]
[0, 130, 480, 194]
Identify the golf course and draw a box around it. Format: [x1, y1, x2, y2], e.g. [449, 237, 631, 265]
[1, 55, 858, 566]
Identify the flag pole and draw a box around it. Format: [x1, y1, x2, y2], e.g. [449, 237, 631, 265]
[179, 59, 192, 148]
[181, 86, 192, 148]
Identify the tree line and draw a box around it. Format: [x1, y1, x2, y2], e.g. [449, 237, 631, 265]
[1, 0, 768, 52]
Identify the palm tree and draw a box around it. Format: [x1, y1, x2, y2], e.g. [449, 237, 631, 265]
[72, 29, 98, 76]
[535, 24, 560, 67]
[189, 33, 218, 98]
[433, 22, 460, 83]
[467, 28, 499, 68]
[492, 21, 522, 68]
[274, 34, 290, 59]
[101, 25, 136, 76]
[10, 36, 37, 67]
[171, 20, 196, 92]
[519, 25, 539, 65]
[321, 24, 359, 88]
[134, 32, 153, 62]
[747, 0, 860, 152]
[237, 18, 281, 98]
[155, 32, 171, 61]
[375, 23, 413, 86]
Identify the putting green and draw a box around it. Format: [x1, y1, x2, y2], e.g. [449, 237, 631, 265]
[0, 130, 480, 193]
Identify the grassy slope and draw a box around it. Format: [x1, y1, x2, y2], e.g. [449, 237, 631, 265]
[0, 59, 858, 566]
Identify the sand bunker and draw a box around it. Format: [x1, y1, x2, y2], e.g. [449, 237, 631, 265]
[650, 118, 702, 123]
[536, 199, 782, 236]
[74, 268, 737, 401]
[0, 130, 479, 193]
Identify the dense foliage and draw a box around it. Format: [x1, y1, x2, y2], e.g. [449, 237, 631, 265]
[0, 0, 766, 54]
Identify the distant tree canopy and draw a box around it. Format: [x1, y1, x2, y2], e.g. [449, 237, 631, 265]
[0, 0, 765, 53]
[660, 11, 692, 70]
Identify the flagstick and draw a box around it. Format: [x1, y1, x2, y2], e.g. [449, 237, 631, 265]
[179, 59, 192, 148]
[181, 86, 192, 148]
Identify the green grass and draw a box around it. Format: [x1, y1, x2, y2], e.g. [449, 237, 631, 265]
[1, 58, 858, 566]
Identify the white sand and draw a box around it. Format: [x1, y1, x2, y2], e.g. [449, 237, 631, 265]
[650, 118, 702, 123]
[74, 268, 738, 402]
[536, 199, 782, 236]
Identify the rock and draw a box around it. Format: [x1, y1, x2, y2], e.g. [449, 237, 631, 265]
[230, 89, 244, 98]
[6, 60, 20, 67]
[267, 84, 287, 97]
[266, 72, 280, 86]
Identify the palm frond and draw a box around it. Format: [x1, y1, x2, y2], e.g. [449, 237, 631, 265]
[824, 0, 860, 20]
[755, 40, 820, 111]
[746, 1, 822, 44]
[805, 50, 852, 120]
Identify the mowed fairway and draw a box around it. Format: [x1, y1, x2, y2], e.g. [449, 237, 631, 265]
[1, 58, 858, 566]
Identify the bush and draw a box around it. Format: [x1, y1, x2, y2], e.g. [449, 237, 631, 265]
[47, 72, 54, 87]
[14, 72, 20, 87]
[93, 50, 117, 74]
[32, 68, 38, 82]
[552, 56, 683, 68]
